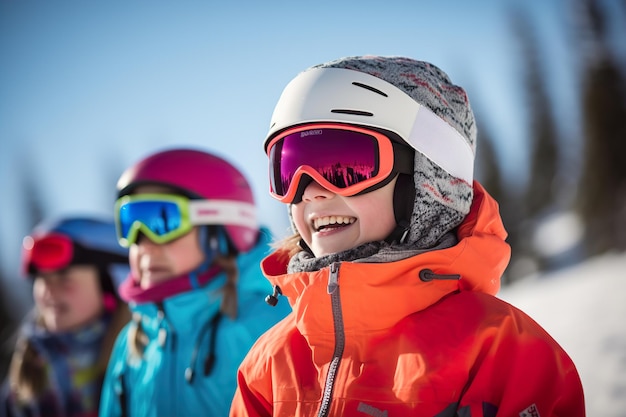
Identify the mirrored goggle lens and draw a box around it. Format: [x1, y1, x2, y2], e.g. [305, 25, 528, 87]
[118, 199, 185, 243]
[269, 127, 380, 197]
[23, 234, 74, 273]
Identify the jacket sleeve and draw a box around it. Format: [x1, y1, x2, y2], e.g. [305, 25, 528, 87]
[458, 301, 585, 416]
[230, 364, 274, 417]
[229, 323, 282, 417]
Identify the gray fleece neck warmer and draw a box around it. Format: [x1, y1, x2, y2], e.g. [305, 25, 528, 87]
[287, 232, 458, 273]
[287, 56, 477, 270]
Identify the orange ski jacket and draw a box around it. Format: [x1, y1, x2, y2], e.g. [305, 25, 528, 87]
[230, 183, 585, 417]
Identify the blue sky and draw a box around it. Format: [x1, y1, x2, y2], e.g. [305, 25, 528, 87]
[0, 0, 585, 315]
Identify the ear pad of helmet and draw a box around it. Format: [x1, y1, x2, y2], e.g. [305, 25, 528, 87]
[386, 173, 415, 244]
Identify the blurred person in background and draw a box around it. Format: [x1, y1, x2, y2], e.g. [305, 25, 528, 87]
[98, 148, 291, 417]
[1, 216, 130, 417]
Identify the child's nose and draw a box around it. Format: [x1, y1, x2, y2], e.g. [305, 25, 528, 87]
[301, 180, 336, 202]
[40, 279, 60, 300]
[136, 231, 160, 247]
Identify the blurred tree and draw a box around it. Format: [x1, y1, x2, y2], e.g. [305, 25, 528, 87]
[0, 266, 16, 382]
[21, 158, 46, 231]
[474, 112, 525, 284]
[511, 7, 561, 221]
[0, 152, 48, 380]
[505, 5, 565, 275]
[573, 0, 626, 255]
[475, 123, 506, 207]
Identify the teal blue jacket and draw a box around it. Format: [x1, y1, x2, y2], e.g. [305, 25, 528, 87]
[98, 228, 291, 417]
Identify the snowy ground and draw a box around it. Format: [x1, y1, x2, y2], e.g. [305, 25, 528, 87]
[498, 252, 626, 417]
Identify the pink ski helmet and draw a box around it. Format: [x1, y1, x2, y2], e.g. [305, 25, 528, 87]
[116, 148, 259, 253]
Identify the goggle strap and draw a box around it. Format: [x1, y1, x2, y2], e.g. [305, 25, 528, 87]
[406, 105, 474, 184]
[392, 141, 415, 175]
[189, 200, 258, 229]
[386, 172, 415, 244]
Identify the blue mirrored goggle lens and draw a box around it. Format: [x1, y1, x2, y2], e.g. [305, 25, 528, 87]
[269, 128, 379, 196]
[118, 200, 184, 241]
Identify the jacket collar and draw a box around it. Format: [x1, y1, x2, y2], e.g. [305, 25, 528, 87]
[261, 182, 510, 338]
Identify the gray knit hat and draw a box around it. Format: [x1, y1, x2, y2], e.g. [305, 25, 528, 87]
[270, 56, 477, 250]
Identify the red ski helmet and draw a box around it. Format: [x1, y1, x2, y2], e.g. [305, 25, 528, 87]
[116, 148, 259, 253]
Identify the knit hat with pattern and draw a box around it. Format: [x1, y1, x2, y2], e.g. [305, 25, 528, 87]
[313, 56, 477, 249]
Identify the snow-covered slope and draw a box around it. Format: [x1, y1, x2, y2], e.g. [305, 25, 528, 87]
[498, 252, 626, 417]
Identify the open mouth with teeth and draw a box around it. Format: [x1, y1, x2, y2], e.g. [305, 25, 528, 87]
[312, 216, 356, 232]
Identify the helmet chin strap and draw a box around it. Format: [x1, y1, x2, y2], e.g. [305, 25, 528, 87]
[385, 173, 415, 244]
[297, 238, 314, 256]
[188, 226, 219, 289]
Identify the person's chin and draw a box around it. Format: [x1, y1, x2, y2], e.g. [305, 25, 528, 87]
[44, 317, 66, 333]
[311, 240, 353, 257]
[140, 274, 171, 289]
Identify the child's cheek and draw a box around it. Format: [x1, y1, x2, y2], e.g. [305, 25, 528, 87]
[61, 283, 77, 296]
[129, 247, 142, 282]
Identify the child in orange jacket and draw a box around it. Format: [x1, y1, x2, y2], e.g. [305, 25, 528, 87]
[230, 56, 585, 416]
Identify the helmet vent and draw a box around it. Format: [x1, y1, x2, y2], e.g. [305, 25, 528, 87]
[330, 109, 373, 116]
[352, 82, 388, 97]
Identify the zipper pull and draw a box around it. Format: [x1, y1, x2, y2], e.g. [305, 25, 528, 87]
[327, 262, 340, 294]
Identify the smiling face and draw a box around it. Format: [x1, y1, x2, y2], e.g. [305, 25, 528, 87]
[128, 185, 205, 289]
[291, 176, 398, 257]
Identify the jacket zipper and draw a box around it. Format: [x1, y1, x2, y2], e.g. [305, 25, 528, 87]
[156, 303, 178, 416]
[317, 262, 345, 417]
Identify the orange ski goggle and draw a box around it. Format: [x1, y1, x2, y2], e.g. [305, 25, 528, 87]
[266, 123, 413, 204]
